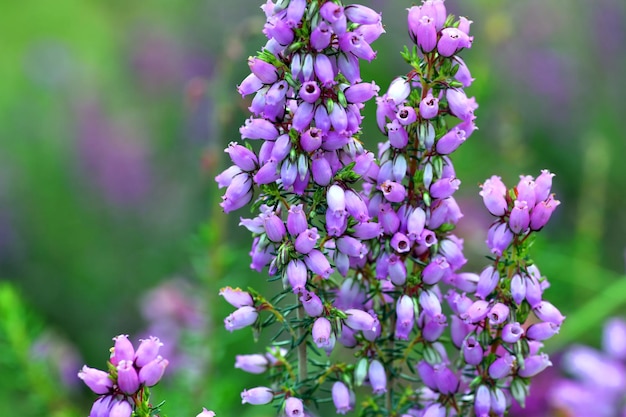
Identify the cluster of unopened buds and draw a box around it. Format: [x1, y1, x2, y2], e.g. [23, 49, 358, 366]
[216, 0, 564, 416]
[78, 335, 173, 417]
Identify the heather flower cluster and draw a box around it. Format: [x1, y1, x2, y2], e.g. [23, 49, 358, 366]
[215, 1, 563, 416]
[78, 335, 171, 417]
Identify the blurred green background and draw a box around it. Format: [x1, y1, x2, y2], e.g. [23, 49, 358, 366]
[0, 0, 624, 416]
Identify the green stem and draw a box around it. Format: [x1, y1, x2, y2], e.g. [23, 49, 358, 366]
[297, 303, 308, 383]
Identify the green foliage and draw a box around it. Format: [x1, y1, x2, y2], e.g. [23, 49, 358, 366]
[0, 282, 81, 417]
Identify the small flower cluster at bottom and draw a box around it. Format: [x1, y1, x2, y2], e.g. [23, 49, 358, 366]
[78, 334, 173, 417]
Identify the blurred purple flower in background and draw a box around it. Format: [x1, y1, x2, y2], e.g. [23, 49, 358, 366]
[75, 101, 153, 210]
[138, 278, 208, 375]
[31, 331, 83, 390]
[510, 317, 626, 417]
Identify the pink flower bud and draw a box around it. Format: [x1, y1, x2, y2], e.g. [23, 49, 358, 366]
[518, 353, 552, 378]
[240, 117, 279, 140]
[368, 359, 387, 394]
[224, 306, 258, 332]
[196, 408, 216, 417]
[488, 353, 515, 379]
[313, 317, 332, 348]
[332, 381, 352, 414]
[480, 175, 508, 216]
[116, 360, 140, 394]
[462, 299, 490, 323]
[284, 397, 304, 417]
[526, 322, 560, 341]
[109, 399, 132, 417]
[533, 300, 566, 325]
[247, 57, 278, 84]
[287, 259, 308, 293]
[419, 92, 439, 119]
[134, 337, 163, 367]
[138, 356, 169, 387]
[344, 309, 377, 332]
[110, 334, 134, 366]
[488, 303, 509, 325]
[235, 354, 268, 374]
[462, 335, 484, 365]
[395, 295, 415, 340]
[475, 385, 491, 417]
[502, 322, 524, 343]
[380, 180, 406, 203]
[78, 366, 113, 394]
[241, 386, 273, 405]
[476, 265, 499, 299]
[219, 287, 254, 308]
[304, 249, 333, 278]
[529, 195, 560, 230]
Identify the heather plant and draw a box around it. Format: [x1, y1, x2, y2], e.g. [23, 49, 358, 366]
[78, 1, 564, 416]
[214, 0, 563, 416]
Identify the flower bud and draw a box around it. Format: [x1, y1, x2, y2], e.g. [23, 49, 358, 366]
[300, 290, 324, 317]
[502, 322, 524, 343]
[518, 353, 552, 378]
[248, 57, 278, 84]
[287, 259, 308, 293]
[434, 364, 458, 394]
[368, 359, 387, 394]
[487, 222, 513, 257]
[534, 170, 555, 202]
[287, 204, 307, 236]
[284, 397, 304, 417]
[462, 335, 484, 365]
[117, 360, 140, 394]
[312, 317, 332, 348]
[510, 273, 526, 305]
[422, 257, 449, 285]
[488, 353, 515, 379]
[294, 227, 319, 254]
[332, 381, 352, 414]
[241, 386, 273, 405]
[219, 287, 254, 308]
[196, 408, 216, 417]
[344, 309, 377, 332]
[526, 322, 560, 341]
[474, 385, 491, 417]
[138, 356, 169, 386]
[111, 334, 134, 366]
[381, 180, 406, 203]
[395, 295, 415, 340]
[224, 306, 258, 332]
[304, 250, 333, 278]
[134, 336, 162, 368]
[235, 354, 268, 374]
[533, 301, 566, 325]
[462, 300, 490, 323]
[78, 366, 113, 394]
[476, 265, 499, 299]
[263, 212, 286, 242]
[529, 196, 560, 230]
[109, 399, 132, 417]
[419, 92, 439, 119]
[479, 176, 508, 216]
